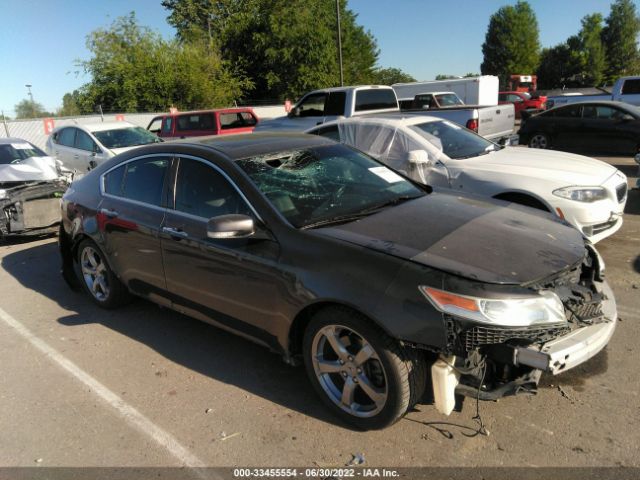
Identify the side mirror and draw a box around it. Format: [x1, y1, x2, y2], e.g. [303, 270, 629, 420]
[621, 113, 635, 122]
[88, 160, 97, 170]
[407, 150, 431, 164]
[207, 214, 255, 239]
[634, 153, 640, 165]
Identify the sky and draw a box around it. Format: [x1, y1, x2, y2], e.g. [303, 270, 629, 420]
[0, 0, 635, 117]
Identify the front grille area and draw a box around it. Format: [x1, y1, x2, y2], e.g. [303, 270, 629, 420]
[459, 324, 570, 352]
[616, 183, 627, 203]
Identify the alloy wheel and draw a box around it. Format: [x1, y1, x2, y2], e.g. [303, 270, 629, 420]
[80, 246, 110, 301]
[311, 324, 388, 418]
[529, 133, 549, 149]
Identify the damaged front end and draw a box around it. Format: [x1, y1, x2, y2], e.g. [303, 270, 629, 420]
[427, 245, 616, 414]
[0, 180, 67, 238]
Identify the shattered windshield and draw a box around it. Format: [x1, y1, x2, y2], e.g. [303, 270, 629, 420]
[0, 142, 47, 164]
[93, 127, 162, 149]
[409, 120, 500, 159]
[236, 144, 424, 228]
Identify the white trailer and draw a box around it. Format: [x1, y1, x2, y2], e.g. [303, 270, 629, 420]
[392, 75, 500, 106]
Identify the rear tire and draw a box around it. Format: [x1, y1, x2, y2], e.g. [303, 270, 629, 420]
[303, 306, 426, 430]
[76, 239, 131, 309]
[528, 132, 550, 149]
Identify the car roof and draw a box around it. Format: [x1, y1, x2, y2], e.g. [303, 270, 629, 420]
[553, 100, 633, 108]
[153, 108, 255, 118]
[0, 137, 36, 145]
[317, 113, 443, 130]
[174, 132, 337, 160]
[81, 121, 138, 132]
[305, 85, 393, 94]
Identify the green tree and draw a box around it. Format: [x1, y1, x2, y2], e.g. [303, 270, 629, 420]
[76, 13, 250, 113]
[162, 0, 380, 100]
[481, 1, 541, 85]
[57, 91, 82, 117]
[435, 74, 459, 80]
[536, 44, 582, 89]
[579, 14, 606, 86]
[370, 67, 415, 85]
[14, 99, 52, 118]
[602, 0, 640, 83]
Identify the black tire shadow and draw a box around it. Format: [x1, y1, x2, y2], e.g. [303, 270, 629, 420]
[611, 163, 639, 179]
[634, 255, 640, 274]
[1, 241, 346, 429]
[624, 188, 640, 216]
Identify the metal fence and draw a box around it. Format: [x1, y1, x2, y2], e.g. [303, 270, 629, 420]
[0, 105, 285, 150]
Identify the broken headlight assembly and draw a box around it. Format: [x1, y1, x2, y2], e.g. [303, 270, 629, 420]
[420, 287, 566, 327]
[552, 186, 607, 202]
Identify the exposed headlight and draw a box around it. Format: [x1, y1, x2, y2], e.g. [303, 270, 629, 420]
[420, 287, 566, 327]
[553, 186, 607, 202]
[0, 189, 6, 200]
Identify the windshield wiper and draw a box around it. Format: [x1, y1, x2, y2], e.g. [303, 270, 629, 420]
[303, 195, 422, 229]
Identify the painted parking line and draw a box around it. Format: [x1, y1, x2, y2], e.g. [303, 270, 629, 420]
[0, 306, 213, 474]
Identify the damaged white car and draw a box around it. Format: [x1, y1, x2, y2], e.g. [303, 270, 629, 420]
[308, 115, 628, 243]
[0, 138, 70, 238]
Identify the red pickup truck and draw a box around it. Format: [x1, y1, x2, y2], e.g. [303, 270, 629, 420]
[147, 108, 258, 138]
[498, 91, 547, 119]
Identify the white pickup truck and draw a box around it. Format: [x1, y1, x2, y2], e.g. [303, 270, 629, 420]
[546, 76, 640, 109]
[256, 85, 516, 144]
[253, 85, 400, 132]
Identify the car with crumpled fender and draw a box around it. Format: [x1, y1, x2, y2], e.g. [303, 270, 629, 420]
[0, 138, 69, 238]
[59, 133, 617, 429]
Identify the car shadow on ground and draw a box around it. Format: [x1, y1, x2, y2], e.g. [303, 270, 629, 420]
[1, 240, 347, 429]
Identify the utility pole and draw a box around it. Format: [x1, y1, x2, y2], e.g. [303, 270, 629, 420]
[25, 84, 35, 118]
[1, 110, 9, 136]
[336, 0, 344, 86]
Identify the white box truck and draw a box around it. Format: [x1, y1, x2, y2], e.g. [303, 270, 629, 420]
[392, 75, 500, 106]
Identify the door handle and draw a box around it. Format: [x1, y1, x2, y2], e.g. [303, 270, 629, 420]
[162, 226, 189, 239]
[99, 208, 119, 218]
[73, 154, 79, 159]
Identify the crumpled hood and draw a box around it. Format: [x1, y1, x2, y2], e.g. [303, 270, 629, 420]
[0, 156, 60, 182]
[313, 191, 586, 285]
[461, 147, 617, 185]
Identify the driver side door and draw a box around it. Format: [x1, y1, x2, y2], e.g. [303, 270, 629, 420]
[160, 156, 284, 349]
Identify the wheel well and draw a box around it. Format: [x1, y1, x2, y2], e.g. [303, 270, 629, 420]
[288, 302, 374, 357]
[493, 192, 550, 212]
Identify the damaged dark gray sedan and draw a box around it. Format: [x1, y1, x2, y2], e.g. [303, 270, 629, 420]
[59, 133, 617, 430]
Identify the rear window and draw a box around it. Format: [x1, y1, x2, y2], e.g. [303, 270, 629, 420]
[104, 157, 169, 206]
[219, 112, 257, 130]
[549, 105, 582, 118]
[177, 114, 215, 131]
[354, 89, 398, 112]
[621, 79, 640, 95]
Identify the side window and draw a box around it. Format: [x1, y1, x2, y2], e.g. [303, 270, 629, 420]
[621, 79, 640, 95]
[148, 118, 162, 133]
[354, 89, 398, 112]
[58, 128, 76, 147]
[240, 112, 257, 126]
[508, 94, 523, 102]
[162, 117, 173, 133]
[553, 105, 581, 118]
[174, 159, 251, 219]
[297, 93, 327, 117]
[325, 92, 346, 116]
[114, 157, 170, 206]
[498, 94, 507, 102]
[75, 130, 95, 151]
[104, 165, 126, 196]
[314, 125, 340, 142]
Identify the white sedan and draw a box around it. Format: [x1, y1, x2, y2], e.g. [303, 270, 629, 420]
[307, 115, 627, 243]
[45, 121, 162, 174]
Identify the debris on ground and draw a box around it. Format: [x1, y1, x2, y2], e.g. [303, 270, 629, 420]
[35, 458, 43, 464]
[219, 431, 240, 441]
[557, 385, 576, 403]
[346, 453, 365, 466]
[205, 408, 213, 414]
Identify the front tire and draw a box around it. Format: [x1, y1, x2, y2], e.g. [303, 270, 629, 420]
[303, 307, 426, 430]
[77, 239, 131, 309]
[528, 132, 550, 149]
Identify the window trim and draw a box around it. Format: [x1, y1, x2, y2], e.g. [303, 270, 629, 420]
[171, 154, 263, 223]
[100, 153, 173, 211]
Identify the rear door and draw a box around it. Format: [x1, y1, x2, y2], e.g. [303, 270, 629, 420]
[218, 111, 258, 134]
[581, 104, 638, 154]
[175, 113, 216, 137]
[546, 104, 583, 149]
[73, 129, 100, 173]
[98, 154, 171, 302]
[50, 127, 78, 170]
